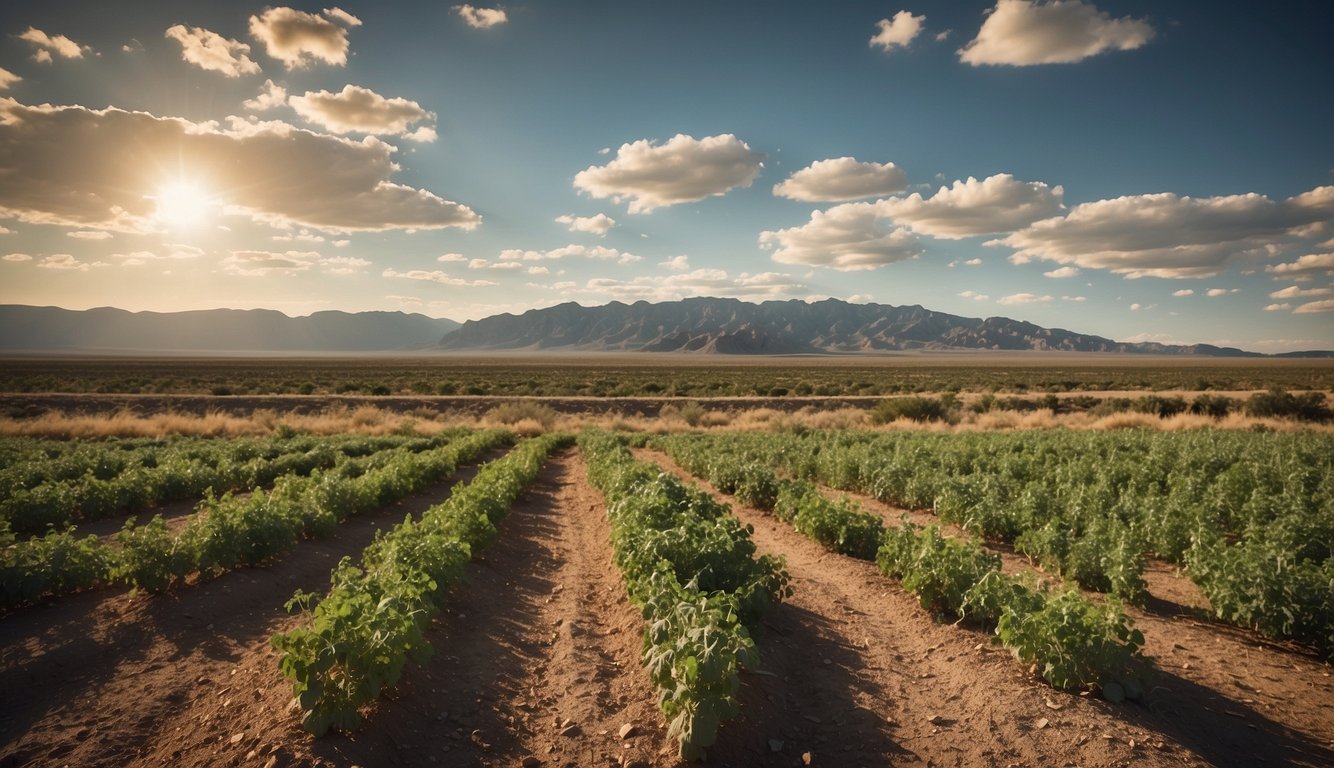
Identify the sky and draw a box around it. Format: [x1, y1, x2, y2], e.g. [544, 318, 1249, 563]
[0, 0, 1332, 352]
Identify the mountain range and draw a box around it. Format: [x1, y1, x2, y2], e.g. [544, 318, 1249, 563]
[438, 297, 1268, 356]
[0, 306, 460, 352]
[2, 299, 1327, 356]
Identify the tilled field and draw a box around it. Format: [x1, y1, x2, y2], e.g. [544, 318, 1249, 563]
[2, 445, 1332, 767]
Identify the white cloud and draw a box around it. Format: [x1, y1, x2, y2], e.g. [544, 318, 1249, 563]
[322, 7, 362, 27]
[1294, 299, 1334, 314]
[1172, 289, 1194, 297]
[289, 85, 436, 141]
[19, 28, 88, 63]
[467, 258, 524, 271]
[0, 68, 20, 90]
[1264, 303, 1291, 312]
[1129, 303, 1156, 311]
[574, 134, 763, 213]
[877, 174, 1063, 239]
[996, 188, 1334, 278]
[660, 255, 691, 271]
[958, 290, 989, 301]
[1266, 253, 1334, 280]
[870, 11, 926, 52]
[555, 213, 616, 236]
[382, 267, 497, 287]
[456, 5, 508, 28]
[321, 254, 370, 274]
[527, 266, 549, 275]
[1043, 266, 1080, 278]
[1269, 284, 1332, 299]
[112, 244, 204, 266]
[37, 254, 107, 271]
[496, 244, 640, 264]
[437, 253, 468, 263]
[3, 253, 32, 262]
[0, 226, 12, 234]
[244, 79, 288, 111]
[1205, 288, 1229, 297]
[997, 292, 1052, 305]
[759, 201, 923, 271]
[222, 249, 320, 276]
[1061, 295, 1086, 302]
[165, 25, 261, 77]
[66, 230, 113, 240]
[935, 30, 952, 41]
[272, 229, 325, 243]
[249, 7, 356, 69]
[0, 99, 479, 234]
[582, 268, 805, 302]
[772, 157, 908, 202]
[959, 0, 1153, 66]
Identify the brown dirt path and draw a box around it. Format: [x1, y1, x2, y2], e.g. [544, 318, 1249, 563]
[637, 450, 1334, 768]
[836, 485, 1334, 766]
[0, 458, 496, 768]
[246, 448, 671, 768]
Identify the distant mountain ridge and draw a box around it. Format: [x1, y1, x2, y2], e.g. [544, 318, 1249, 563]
[0, 306, 460, 352]
[438, 297, 1268, 356]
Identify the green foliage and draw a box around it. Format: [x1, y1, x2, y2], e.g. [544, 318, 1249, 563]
[1244, 388, 1332, 423]
[580, 431, 789, 759]
[776, 481, 883, 560]
[876, 522, 1000, 618]
[870, 396, 954, 424]
[273, 433, 572, 736]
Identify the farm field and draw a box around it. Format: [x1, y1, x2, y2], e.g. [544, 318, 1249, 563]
[1, 391, 1332, 767]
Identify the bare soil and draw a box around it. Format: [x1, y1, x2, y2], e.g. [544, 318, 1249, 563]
[639, 449, 1334, 767]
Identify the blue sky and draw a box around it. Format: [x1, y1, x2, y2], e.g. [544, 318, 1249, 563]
[0, 1, 1331, 351]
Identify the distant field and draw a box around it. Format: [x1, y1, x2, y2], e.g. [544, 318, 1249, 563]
[2, 353, 1331, 398]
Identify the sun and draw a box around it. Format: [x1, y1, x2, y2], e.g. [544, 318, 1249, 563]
[153, 180, 215, 231]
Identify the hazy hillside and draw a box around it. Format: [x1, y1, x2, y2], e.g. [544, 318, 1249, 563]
[438, 297, 1261, 356]
[0, 306, 460, 352]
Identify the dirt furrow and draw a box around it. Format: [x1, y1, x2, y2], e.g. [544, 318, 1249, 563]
[836, 485, 1334, 766]
[200, 448, 669, 768]
[638, 449, 1196, 768]
[0, 459, 495, 768]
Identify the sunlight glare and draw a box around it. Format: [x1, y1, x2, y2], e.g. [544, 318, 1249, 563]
[153, 180, 215, 231]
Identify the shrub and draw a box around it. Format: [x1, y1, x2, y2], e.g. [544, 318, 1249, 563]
[870, 396, 953, 424]
[1244, 389, 1332, 423]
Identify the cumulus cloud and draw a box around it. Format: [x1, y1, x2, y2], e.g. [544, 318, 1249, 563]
[877, 174, 1064, 239]
[574, 134, 763, 213]
[165, 25, 261, 77]
[382, 267, 497, 287]
[0, 68, 20, 90]
[582, 269, 805, 302]
[660, 255, 691, 271]
[959, 0, 1153, 66]
[772, 157, 908, 202]
[1171, 289, 1194, 297]
[289, 85, 436, 140]
[996, 188, 1334, 279]
[456, 5, 508, 28]
[1043, 266, 1080, 278]
[321, 255, 370, 274]
[249, 7, 357, 68]
[66, 230, 113, 240]
[997, 292, 1053, 305]
[555, 213, 616, 236]
[0, 99, 479, 234]
[1269, 284, 1331, 299]
[437, 253, 467, 263]
[19, 27, 88, 63]
[1062, 295, 1086, 302]
[959, 290, 989, 301]
[1266, 253, 1334, 280]
[1264, 303, 1291, 312]
[1293, 299, 1334, 314]
[496, 244, 640, 264]
[322, 7, 362, 27]
[37, 254, 107, 271]
[244, 79, 288, 111]
[870, 11, 926, 52]
[760, 201, 923, 271]
[111, 244, 205, 266]
[222, 249, 321, 276]
[3, 253, 33, 262]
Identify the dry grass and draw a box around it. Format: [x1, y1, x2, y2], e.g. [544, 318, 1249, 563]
[1, 402, 1329, 439]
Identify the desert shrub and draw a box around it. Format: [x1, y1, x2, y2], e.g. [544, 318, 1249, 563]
[1189, 394, 1236, 418]
[486, 401, 558, 430]
[1244, 389, 1331, 423]
[870, 396, 953, 424]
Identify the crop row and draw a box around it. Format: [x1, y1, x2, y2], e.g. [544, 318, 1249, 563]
[658, 430, 1333, 655]
[658, 437, 1150, 698]
[580, 431, 790, 759]
[0, 433, 453, 537]
[1, 430, 512, 608]
[272, 433, 571, 736]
